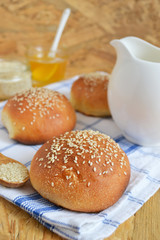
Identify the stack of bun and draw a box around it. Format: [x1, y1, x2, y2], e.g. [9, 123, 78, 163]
[1, 73, 130, 213]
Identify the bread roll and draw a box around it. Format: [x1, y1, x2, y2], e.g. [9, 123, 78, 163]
[70, 72, 111, 117]
[30, 130, 130, 212]
[1, 88, 76, 144]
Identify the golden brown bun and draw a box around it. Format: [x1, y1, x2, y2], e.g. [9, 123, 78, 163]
[70, 72, 111, 117]
[30, 130, 130, 212]
[1, 88, 76, 144]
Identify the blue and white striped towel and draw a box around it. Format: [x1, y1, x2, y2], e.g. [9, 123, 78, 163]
[0, 74, 160, 240]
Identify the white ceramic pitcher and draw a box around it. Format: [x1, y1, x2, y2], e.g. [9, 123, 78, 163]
[108, 36, 160, 146]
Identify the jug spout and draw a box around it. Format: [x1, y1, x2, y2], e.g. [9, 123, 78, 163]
[111, 36, 160, 63]
[110, 39, 133, 60]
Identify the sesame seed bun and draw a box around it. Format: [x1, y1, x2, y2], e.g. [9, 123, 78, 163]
[30, 130, 130, 212]
[70, 72, 111, 117]
[1, 88, 76, 144]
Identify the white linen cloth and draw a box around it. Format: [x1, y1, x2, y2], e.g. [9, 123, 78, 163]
[0, 75, 159, 240]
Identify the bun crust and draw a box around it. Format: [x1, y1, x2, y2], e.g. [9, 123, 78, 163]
[30, 130, 130, 212]
[70, 73, 111, 117]
[1, 88, 76, 144]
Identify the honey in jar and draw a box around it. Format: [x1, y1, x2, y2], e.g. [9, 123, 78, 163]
[28, 47, 68, 87]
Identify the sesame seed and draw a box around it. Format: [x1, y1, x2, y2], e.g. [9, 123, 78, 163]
[11, 88, 66, 130]
[38, 158, 44, 161]
[87, 182, 90, 187]
[38, 130, 125, 184]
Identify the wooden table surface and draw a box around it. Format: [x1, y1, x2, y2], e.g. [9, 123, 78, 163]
[0, 1, 160, 239]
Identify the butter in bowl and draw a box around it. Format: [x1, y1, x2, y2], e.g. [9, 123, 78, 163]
[0, 59, 32, 100]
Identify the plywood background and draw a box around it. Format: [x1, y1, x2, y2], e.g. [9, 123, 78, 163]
[1, 0, 160, 77]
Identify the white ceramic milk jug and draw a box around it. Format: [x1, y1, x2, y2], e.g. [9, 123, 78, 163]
[108, 36, 160, 146]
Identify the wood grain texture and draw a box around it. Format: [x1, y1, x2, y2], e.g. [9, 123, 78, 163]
[0, 0, 160, 239]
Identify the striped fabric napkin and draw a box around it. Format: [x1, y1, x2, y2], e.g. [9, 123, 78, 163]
[0, 75, 159, 240]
